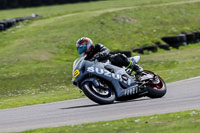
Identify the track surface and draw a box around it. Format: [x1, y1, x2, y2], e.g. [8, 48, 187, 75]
[0, 77, 200, 132]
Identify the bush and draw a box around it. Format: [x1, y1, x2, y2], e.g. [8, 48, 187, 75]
[7, 0, 19, 8]
[0, 0, 101, 9]
[0, 0, 7, 9]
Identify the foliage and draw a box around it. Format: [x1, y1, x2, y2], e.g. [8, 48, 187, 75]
[0, 0, 101, 10]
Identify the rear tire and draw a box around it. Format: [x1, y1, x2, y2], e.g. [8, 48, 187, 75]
[143, 71, 167, 98]
[82, 81, 116, 104]
[147, 77, 167, 98]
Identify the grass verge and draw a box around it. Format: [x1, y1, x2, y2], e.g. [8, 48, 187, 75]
[0, 43, 199, 109]
[0, 0, 188, 20]
[18, 110, 200, 133]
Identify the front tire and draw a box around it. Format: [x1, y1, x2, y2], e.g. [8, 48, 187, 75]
[82, 81, 116, 104]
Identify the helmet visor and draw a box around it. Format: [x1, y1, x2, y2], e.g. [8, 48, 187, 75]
[77, 45, 87, 56]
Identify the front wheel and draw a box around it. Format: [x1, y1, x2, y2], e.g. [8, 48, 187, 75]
[82, 81, 116, 104]
[142, 71, 167, 98]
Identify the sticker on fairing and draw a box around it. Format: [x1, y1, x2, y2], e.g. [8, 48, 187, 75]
[73, 69, 80, 79]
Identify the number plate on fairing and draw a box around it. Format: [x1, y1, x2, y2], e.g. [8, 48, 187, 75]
[73, 69, 80, 79]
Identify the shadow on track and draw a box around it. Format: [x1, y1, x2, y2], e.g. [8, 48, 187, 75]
[60, 98, 150, 110]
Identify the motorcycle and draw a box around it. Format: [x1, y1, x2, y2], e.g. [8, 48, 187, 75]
[72, 56, 167, 104]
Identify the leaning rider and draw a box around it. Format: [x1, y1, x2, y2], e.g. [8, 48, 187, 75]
[76, 37, 143, 75]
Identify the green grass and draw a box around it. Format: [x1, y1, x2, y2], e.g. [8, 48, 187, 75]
[18, 110, 200, 133]
[0, 86, 84, 109]
[0, 0, 188, 20]
[140, 44, 200, 82]
[0, 0, 200, 109]
[1, 44, 200, 109]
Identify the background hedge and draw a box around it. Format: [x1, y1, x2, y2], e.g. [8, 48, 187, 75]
[0, 0, 100, 9]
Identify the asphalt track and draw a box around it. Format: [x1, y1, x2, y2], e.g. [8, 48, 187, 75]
[0, 77, 200, 132]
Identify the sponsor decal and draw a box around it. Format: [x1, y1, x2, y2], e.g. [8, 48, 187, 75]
[73, 69, 80, 79]
[87, 67, 131, 85]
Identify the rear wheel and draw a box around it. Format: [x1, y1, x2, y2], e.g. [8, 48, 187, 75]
[143, 71, 167, 98]
[82, 81, 116, 104]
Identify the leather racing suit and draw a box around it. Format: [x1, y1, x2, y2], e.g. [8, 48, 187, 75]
[85, 44, 143, 74]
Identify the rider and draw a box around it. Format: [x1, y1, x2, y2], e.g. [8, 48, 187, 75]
[76, 37, 143, 75]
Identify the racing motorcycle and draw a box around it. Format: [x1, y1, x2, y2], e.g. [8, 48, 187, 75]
[72, 56, 167, 104]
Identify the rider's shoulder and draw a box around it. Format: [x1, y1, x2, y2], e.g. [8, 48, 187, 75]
[95, 43, 104, 47]
[94, 43, 105, 49]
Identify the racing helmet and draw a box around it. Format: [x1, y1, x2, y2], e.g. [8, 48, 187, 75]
[76, 37, 94, 57]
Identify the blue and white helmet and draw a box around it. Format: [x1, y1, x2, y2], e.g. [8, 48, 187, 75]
[76, 37, 94, 57]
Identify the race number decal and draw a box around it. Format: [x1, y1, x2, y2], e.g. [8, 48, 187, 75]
[73, 69, 80, 79]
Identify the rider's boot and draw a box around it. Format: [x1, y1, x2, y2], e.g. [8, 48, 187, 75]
[126, 61, 143, 75]
[132, 64, 144, 80]
[132, 64, 143, 74]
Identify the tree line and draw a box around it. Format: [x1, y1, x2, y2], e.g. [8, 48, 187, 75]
[0, 0, 100, 9]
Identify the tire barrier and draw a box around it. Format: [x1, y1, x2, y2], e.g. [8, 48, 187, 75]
[185, 33, 197, 44]
[132, 43, 170, 54]
[195, 32, 200, 42]
[5, 19, 16, 28]
[15, 17, 26, 23]
[0, 14, 39, 32]
[143, 45, 158, 52]
[155, 42, 170, 50]
[0, 24, 4, 31]
[0, 0, 100, 10]
[133, 31, 200, 54]
[110, 51, 132, 57]
[132, 45, 158, 54]
[161, 34, 187, 48]
[132, 47, 144, 54]
[1, 20, 9, 30]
